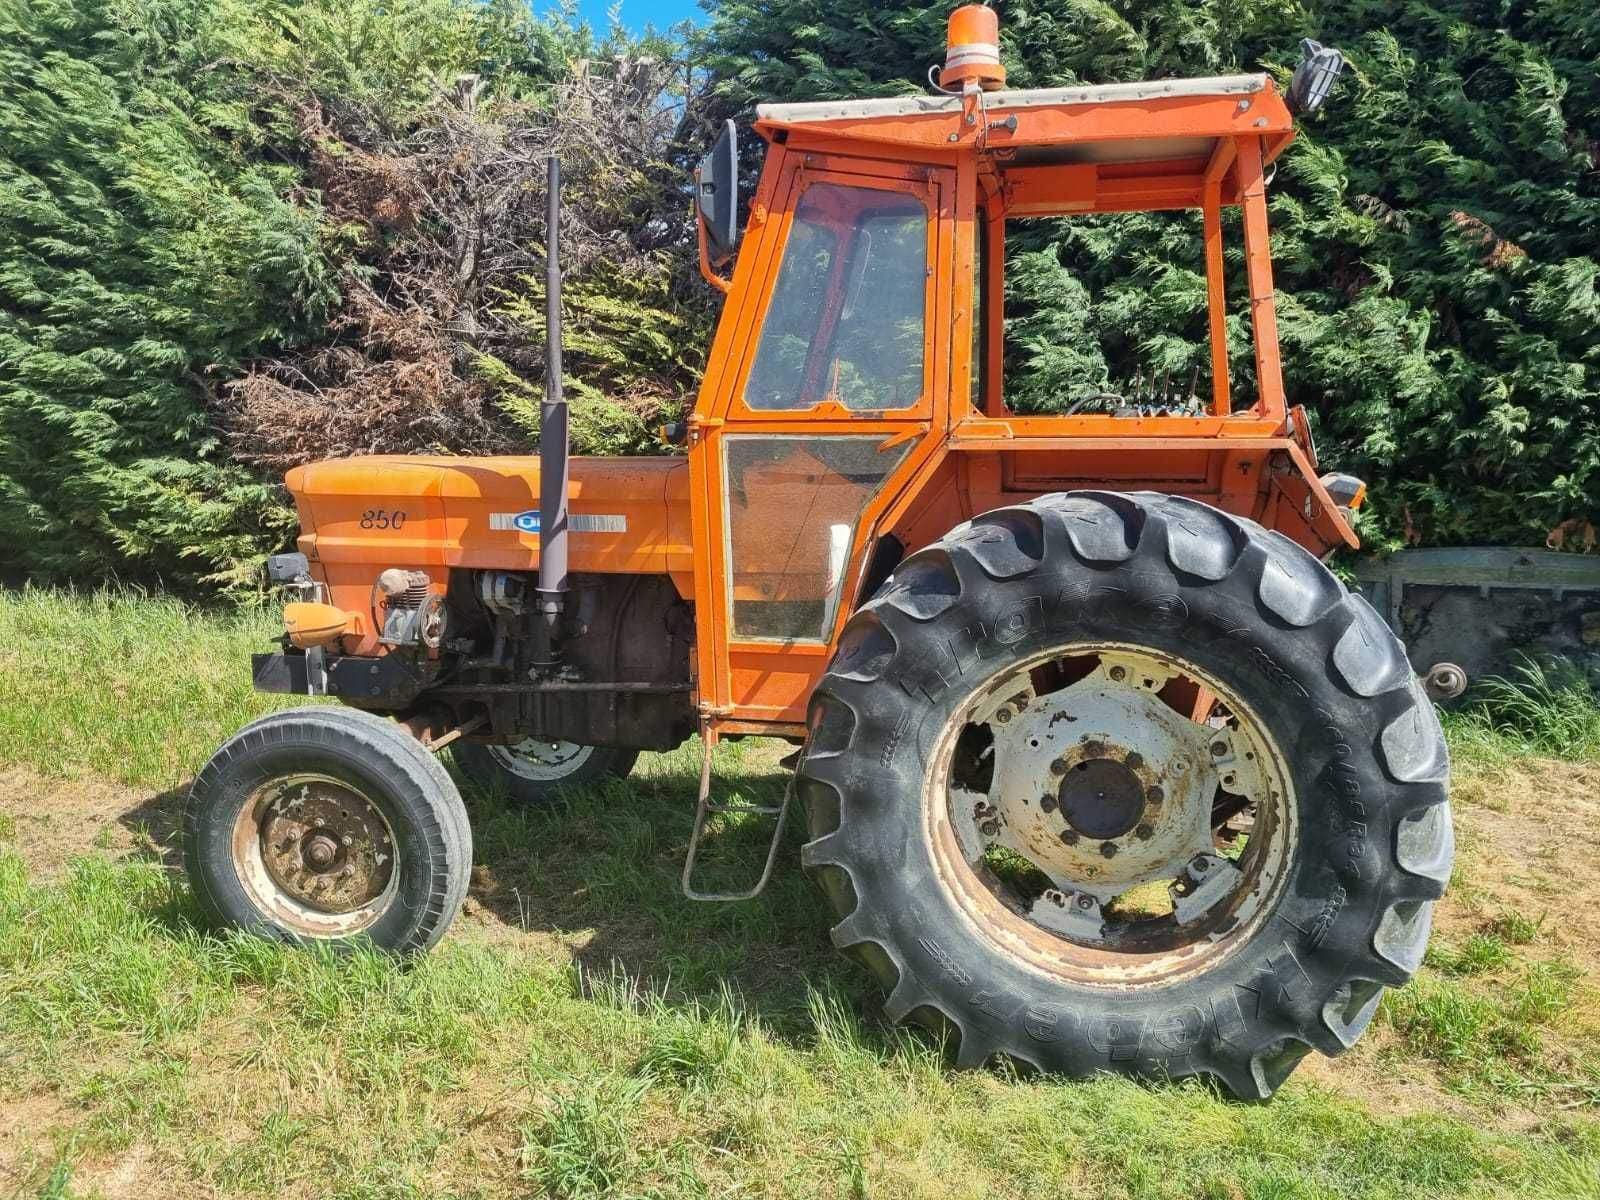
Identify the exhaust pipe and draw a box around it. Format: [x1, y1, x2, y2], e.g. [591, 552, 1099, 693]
[535, 155, 569, 669]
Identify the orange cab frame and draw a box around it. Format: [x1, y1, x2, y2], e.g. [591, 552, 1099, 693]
[686, 72, 1355, 740]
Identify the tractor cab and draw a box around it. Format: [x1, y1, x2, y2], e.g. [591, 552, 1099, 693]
[687, 7, 1356, 732]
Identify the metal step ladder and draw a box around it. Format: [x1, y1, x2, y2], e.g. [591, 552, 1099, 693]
[680, 735, 794, 901]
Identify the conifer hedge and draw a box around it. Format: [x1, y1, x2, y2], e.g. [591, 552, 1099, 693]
[700, 0, 1600, 552]
[0, 0, 334, 586]
[1, 0, 1596, 588]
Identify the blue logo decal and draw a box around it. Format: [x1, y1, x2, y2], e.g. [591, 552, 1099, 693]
[513, 510, 541, 533]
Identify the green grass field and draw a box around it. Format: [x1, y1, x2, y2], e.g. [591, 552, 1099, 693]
[1, 588, 1597, 1199]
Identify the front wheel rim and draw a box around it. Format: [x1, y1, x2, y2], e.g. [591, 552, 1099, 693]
[926, 641, 1297, 988]
[231, 774, 400, 938]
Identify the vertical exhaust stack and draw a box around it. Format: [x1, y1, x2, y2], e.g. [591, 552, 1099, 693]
[535, 155, 569, 670]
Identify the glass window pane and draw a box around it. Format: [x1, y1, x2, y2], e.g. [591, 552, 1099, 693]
[744, 183, 928, 412]
[723, 435, 911, 642]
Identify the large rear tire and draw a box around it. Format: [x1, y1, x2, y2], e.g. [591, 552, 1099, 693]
[184, 707, 472, 955]
[797, 491, 1452, 1098]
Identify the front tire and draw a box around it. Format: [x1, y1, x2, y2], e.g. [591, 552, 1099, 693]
[797, 491, 1452, 1098]
[184, 707, 472, 955]
[453, 738, 638, 804]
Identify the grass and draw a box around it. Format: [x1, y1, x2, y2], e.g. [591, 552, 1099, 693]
[0, 587, 292, 788]
[1442, 654, 1600, 766]
[1, 587, 1599, 1198]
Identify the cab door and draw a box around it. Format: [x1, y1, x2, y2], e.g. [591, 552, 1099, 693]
[689, 154, 956, 728]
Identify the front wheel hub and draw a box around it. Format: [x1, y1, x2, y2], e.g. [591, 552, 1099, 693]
[234, 775, 399, 934]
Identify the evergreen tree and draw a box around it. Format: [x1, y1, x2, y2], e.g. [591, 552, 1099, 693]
[0, 0, 333, 586]
[700, 0, 1600, 549]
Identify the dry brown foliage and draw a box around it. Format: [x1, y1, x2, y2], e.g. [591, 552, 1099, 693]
[220, 57, 703, 471]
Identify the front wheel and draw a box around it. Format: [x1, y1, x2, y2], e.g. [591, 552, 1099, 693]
[184, 707, 472, 955]
[797, 491, 1453, 1098]
[453, 738, 638, 804]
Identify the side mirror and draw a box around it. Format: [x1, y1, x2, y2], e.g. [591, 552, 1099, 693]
[1286, 39, 1344, 115]
[697, 119, 739, 268]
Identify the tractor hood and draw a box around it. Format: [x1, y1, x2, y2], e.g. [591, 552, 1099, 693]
[285, 454, 695, 596]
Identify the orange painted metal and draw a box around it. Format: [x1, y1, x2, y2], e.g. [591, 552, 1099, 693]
[288, 455, 694, 653]
[283, 59, 1355, 742]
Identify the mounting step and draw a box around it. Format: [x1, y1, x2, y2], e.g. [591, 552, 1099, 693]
[680, 738, 792, 902]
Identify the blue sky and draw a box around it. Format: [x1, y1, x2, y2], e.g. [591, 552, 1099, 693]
[564, 0, 705, 32]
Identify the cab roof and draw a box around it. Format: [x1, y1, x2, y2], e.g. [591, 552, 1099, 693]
[754, 73, 1294, 175]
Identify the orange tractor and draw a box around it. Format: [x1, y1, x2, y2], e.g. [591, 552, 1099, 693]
[186, 7, 1452, 1097]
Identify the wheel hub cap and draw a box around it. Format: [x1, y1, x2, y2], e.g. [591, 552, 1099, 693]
[1058, 757, 1145, 839]
[977, 667, 1223, 902]
[257, 780, 394, 915]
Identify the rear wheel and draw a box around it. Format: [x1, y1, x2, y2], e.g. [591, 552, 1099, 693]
[453, 738, 638, 804]
[184, 707, 471, 954]
[797, 491, 1452, 1097]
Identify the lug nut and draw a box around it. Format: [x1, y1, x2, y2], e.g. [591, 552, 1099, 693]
[1125, 752, 1144, 770]
[1100, 842, 1119, 858]
[1049, 758, 1068, 777]
[1210, 740, 1228, 757]
[1147, 786, 1164, 803]
[980, 820, 999, 837]
[1109, 665, 1127, 682]
[995, 709, 1012, 724]
[1075, 894, 1095, 911]
[1040, 795, 1057, 813]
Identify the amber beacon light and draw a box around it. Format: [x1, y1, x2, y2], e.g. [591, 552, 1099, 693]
[940, 3, 1006, 91]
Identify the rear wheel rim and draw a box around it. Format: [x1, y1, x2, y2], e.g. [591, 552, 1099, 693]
[231, 774, 400, 938]
[488, 739, 596, 781]
[926, 641, 1296, 988]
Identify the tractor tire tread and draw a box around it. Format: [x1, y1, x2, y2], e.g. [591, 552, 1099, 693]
[796, 490, 1452, 1098]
